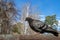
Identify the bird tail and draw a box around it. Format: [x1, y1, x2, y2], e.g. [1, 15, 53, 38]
[51, 30, 59, 37]
[45, 27, 59, 37]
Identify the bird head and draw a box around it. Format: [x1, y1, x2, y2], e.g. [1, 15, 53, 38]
[25, 17, 33, 22]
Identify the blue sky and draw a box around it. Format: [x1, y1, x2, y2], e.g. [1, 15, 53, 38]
[14, 0, 60, 20]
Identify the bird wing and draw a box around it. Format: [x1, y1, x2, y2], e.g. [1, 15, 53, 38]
[32, 20, 45, 29]
[30, 20, 45, 32]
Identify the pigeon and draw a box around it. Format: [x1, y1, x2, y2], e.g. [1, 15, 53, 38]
[25, 17, 59, 37]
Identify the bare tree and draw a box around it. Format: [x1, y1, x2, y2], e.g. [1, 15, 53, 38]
[21, 4, 30, 35]
[0, 0, 18, 34]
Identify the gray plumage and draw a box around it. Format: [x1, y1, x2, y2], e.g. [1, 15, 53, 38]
[25, 17, 59, 37]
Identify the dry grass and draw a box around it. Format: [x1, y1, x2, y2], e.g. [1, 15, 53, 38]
[0, 34, 60, 40]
